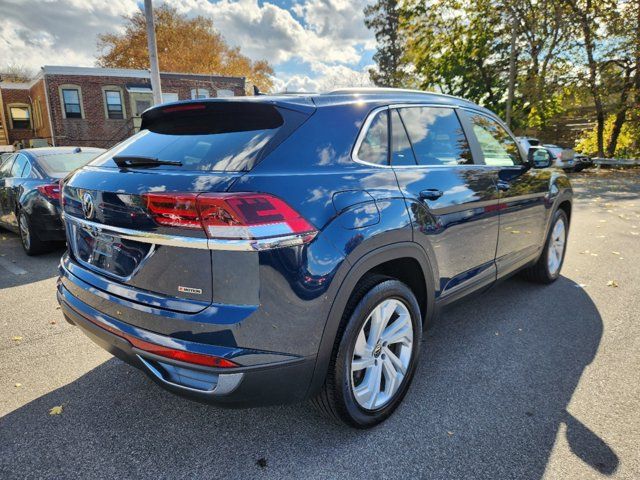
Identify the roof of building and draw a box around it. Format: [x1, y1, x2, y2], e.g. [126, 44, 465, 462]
[40, 65, 244, 83]
[0, 66, 245, 90]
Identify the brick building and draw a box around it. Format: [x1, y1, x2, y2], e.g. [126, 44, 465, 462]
[0, 66, 245, 151]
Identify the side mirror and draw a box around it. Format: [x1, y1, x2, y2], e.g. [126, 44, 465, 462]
[528, 147, 551, 168]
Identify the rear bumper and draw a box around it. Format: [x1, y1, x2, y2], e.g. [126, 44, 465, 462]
[57, 281, 316, 407]
[31, 211, 65, 241]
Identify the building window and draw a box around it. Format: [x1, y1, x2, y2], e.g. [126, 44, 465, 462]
[58, 84, 85, 119]
[8, 105, 31, 130]
[102, 87, 125, 119]
[191, 88, 209, 99]
[216, 89, 234, 97]
[161, 92, 179, 104]
[62, 88, 82, 118]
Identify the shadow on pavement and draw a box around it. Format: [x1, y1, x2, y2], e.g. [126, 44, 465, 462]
[0, 230, 65, 290]
[0, 276, 617, 479]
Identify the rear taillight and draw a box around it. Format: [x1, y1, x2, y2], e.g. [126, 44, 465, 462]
[37, 183, 60, 201]
[142, 192, 317, 248]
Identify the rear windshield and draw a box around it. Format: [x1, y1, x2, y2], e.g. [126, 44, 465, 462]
[90, 102, 285, 172]
[38, 152, 102, 178]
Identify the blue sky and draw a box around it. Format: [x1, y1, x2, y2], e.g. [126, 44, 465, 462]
[0, 0, 376, 91]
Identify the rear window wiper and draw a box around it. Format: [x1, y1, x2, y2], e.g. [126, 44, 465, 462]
[113, 155, 182, 168]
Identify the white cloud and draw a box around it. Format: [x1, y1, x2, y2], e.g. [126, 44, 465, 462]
[0, 0, 137, 69]
[0, 0, 376, 90]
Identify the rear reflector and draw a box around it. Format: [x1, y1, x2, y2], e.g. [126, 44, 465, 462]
[142, 192, 317, 245]
[83, 313, 237, 368]
[37, 183, 61, 201]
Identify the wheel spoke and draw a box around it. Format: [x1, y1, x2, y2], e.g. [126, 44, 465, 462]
[382, 356, 402, 395]
[384, 347, 407, 375]
[353, 329, 370, 357]
[381, 313, 411, 346]
[368, 302, 392, 346]
[354, 362, 382, 409]
[352, 356, 375, 371]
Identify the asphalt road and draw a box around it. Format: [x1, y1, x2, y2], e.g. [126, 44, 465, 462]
[1, 169, 639, 479]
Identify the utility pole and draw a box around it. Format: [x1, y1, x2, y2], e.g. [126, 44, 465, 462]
[505, 18, 517, 129]
[144, 0, 162, 105]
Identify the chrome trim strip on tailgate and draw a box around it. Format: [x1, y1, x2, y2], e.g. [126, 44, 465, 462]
[63, 214, 310, 251]
[64, 214, 209, 250]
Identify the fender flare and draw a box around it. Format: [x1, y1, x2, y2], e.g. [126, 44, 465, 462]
[305, 241, 436, 398]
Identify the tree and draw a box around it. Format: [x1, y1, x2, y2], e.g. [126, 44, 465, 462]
[0, 64, 34, 83]
[402, 0, 510, 116]
[97, 5, 273, 93]
[364, 0, 407, 87]
[562, 0, 616, 157]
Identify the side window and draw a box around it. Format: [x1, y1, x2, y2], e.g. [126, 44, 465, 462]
[468, 113, 523, 166]
[11, 154, 28, 177]
[391, 109, 416, 166]
[21, 160, 32, 178]
[399, 107, 472, 166]
[356, 110, 388, 165]
[0, 155, 15, 178]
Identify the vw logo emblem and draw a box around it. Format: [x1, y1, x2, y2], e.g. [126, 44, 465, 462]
[82, 192, 95, 220]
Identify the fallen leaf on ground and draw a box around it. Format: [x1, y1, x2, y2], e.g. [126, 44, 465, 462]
[49, 405, 63, 415]
[15, 383, 22, 388]
[611, 251, 621, 255]
[447, 431, 454, 436]
[606, 280, 619, 288]
[12, 336, 23, 342]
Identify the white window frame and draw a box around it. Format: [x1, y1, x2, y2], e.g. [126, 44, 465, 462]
[191, 88, 209, 99]
[58, 84, 85, 119]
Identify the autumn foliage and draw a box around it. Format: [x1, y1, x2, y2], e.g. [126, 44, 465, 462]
[96, 5, 273, 93]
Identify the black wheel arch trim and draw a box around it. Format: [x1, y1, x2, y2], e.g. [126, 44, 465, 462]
[305, 241, 436, 399]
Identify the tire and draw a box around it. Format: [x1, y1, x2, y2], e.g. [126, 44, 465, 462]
[18, 210, 49, 256]
[312, 275, 422, 428]
[522, 209, 569, 284]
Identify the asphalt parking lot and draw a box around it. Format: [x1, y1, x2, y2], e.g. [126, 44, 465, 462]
[1, 169, 639, 479]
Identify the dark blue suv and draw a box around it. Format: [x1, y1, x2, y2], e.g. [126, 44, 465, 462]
[57, 89, 572, 427]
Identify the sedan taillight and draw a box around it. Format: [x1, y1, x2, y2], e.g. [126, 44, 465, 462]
[37, 183, 61, 201]
[142, 192, 317, 246]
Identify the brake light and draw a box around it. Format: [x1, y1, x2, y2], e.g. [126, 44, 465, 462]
[143, 193, 200, 228]
[37, 183, 60, 201]
[162, 103, 207, 114]
[142, 192, 317, 247]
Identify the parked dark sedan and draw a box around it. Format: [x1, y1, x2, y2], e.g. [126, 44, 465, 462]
[0, 147, 105, 254]
[56, 90, 572, 427]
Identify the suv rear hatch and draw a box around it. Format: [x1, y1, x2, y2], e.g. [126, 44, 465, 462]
[61, 99, 314, 313]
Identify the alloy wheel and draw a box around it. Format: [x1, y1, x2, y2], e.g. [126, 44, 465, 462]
[547, 217, 566, 275]
[19, 214, 30, 251]
[351, 298, 414, 410]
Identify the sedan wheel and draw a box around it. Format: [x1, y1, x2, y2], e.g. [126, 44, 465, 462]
[19, 213, 31, 251]
[351, 298, 413, 410]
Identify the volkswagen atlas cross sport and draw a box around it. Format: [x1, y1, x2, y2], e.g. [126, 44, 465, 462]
[57, 89, 572, 428]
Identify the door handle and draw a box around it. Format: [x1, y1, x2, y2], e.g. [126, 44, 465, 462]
[496, 181, 511, 191]
[419, 189, 443, 201]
